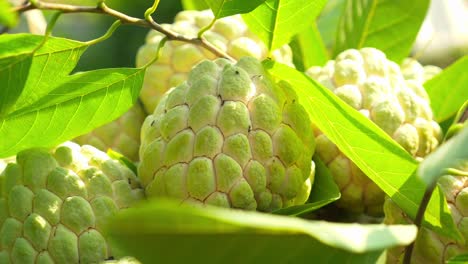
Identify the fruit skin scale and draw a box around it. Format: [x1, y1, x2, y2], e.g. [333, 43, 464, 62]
[0, 142, 144, 264]
[306, 48, 441, 216]
[139, 57, 315, 212]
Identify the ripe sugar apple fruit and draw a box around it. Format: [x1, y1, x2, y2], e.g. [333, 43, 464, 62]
[136, 9, 294, 113]
[0, 142, 144, 264]
[306, 48, 441, 216]
[384, 160, 468, 263]
[138, 57, 316, 212]
[74, 103, 146, 161]
[400, 57, 442, 84]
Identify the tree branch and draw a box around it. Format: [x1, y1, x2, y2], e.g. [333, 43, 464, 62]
[14, 1, 235, 61]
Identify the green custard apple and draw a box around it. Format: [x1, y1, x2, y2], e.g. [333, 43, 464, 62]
[0, 142, 144, 264]
[73, 103, 146, 162]
[138, 57, 315, 212]
[306, 48, 441, 216]
[384, 159, 468, 263]
[136, 9, 294, 114]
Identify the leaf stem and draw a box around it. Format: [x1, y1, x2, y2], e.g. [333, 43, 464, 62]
[85, 20, 122, 46]
[403, 183, 436, 264]
[14, 0, 235, 61]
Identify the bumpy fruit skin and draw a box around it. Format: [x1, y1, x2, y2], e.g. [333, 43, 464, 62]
[136, 9, 294, 113]
[400, 58, 442, 84]
[0, 142, 144, 264]
[384, 161, 468, 263]
[306, 48, 441, 216]
[139, 57, 315, 212]
[74, 103, 146, 161]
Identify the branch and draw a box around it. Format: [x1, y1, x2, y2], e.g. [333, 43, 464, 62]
[14, 1, 235, 61]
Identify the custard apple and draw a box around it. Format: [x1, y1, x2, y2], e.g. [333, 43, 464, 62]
[73, 103, 146, 162]
[306, 48, 441, 216]
[400, 58, 442, 84]
[138, 57, 315, 211]
[0, 142, 144, 263]
[384, 160, 468, 263]
[136, 9, 294, 113]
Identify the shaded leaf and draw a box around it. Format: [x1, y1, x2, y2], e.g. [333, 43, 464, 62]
[317, 0, 346, 48]
[242, 0, 327, 51]
[106, 199, 417, 264]
[290, 23, 328, 71]
[424, 56, 468, 122]
[448, 254, 468, 264]
[334, 0, 430, 63]
[205, 0, 265, 18]
[0, 68, 145, 157]
[264, 61, 461, 241]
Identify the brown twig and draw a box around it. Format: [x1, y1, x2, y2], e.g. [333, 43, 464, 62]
[14, 1, 235, 61]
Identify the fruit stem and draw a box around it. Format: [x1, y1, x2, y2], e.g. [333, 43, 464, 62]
[403, 183, 434, 264]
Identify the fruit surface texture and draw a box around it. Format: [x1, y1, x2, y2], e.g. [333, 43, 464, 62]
[0, 142, 144, 263]
[139, 57, 315, 212]
[306, 48, 441, 216]
[136, 9, 293, 113]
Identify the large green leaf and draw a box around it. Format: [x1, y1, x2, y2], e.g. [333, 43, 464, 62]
[205, 0, 265, 18]
[181, 0, 209, 10]
[0, 67, 145, 157]
[317, 0, 346, 48]
[424, 56, 468, 122]
[334, 0, 429, 63]
[0, 0, 17, 27]
[418, 126, 468, 187]
[0, 34, 37, 116]
[242, 0, 328, 52]
[106, 199, 417, 263]
[290, 23, 329, 71]
[264, 61, 461, 241]
[12, 34, 88, 113]
[273, 156, 340, 216]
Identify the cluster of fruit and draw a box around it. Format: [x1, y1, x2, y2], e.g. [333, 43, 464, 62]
[0, 9, 465, 263]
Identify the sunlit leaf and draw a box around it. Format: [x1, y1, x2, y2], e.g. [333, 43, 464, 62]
[334, 0, 430, 63]
[205, 0, 265, 18]
[242, 0, 327, 51]
[290, 23, 329, 71]
[424, 56, 468, 122]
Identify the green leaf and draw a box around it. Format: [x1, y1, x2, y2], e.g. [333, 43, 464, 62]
[12, 34, 88, 114]
[205, 0, 265, 18]
[0, 34, 37, 116]
[448, 254, 468, 264]
[242, 0, 328, 51]
[0, 67, 145, 158]
[418, 127, 468, 188]
[0, 0, 17, 27]
[181, 0, 209, 10]
[106, 199, 417, 263]
[273, 157, 340, 216]
[290, 23, 329, 71]
[317, 0, 346, 48]
[263, 61, 461, 241]
[334, 0, 430, 63]
[424, 56, 468, 122]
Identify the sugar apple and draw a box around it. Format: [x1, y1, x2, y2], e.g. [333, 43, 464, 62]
[136, 9, 294, 113]
[384, 159, 468, 263]
[306, 48, 441, 216]
[73, 103, 146, 162]
[0, 142, 145, 263]
[138, 57, 315, 212]
[400, 58, 442, 84]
